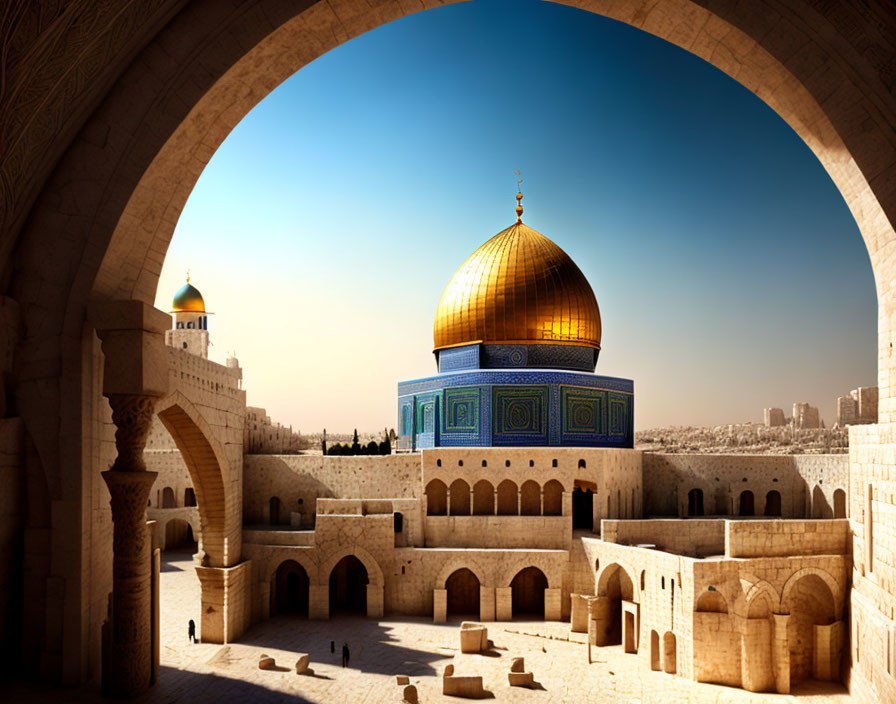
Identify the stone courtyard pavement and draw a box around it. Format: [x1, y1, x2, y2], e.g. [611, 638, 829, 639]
[7, 550, 852, 704]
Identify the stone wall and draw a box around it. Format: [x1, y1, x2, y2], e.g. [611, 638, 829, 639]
[601, 519, 725, 557]
[242, 454, 422, 525]
[847, 423, 896, 704]
[725, 519, 850, 558]
[642, 453, 848, 520]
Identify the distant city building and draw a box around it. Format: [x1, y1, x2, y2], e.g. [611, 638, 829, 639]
[763, 407, 786, 427]
[246, 406, 305, 454]
[792, 402, 820, 429]
[836, 386, 878, 426]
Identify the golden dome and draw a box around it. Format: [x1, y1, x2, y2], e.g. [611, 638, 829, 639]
[172, 277, 206, 313]
[433, 202, 601, 351]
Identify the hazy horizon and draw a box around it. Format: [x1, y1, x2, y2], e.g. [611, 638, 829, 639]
[154, 0, 876, 435]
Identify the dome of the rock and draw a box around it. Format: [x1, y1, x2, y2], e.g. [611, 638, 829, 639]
[433, 196, 601, 352]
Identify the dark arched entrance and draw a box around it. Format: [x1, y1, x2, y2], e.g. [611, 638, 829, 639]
[739, 490, 755, 516]
[329, 555, 368, 615]
[573, 485, 594, 530]
[687, 488, 704, 516]
[510, 567, 548, 618]
[274, 560, 309, 616]
[764, 490, 782, 516]
[446, 568, 480, 618]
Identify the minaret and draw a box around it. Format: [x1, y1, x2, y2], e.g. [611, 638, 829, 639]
[166, 272, 211, 358]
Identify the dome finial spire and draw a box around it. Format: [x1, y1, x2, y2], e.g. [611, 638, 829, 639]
[186, 269, 191, 283]
[514, 169, 524, 223]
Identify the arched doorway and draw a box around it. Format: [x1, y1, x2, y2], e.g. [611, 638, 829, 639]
[329, 555, 369, 615]
[598, 563, 634, 646]
[161, 487, 176, 508]
[663, 632, 677, 674]
[426, 479, 447, 515]
[834, 489, 847, 518]
[510, 567, 548, 618]
[449, 479, 471, 515]
[573, 482, 595, 529]
[764, 490, 782, 517]
[269, 496, 281, 525]
[687, 488, 704, 517]
[739, 490, 755, 516]
[273, 560, 309, 616]
[785, 574, 836, 683]
[446, 568, 480, 618]
[163, 519, 195, 551]
[650, 630, 661, 671]
[520, 480, 541, 515]
[543, 480, 563, 516]
[472, 480, 494, 515]
[813, 486, 832, 519]
[496, 480, 518, 515]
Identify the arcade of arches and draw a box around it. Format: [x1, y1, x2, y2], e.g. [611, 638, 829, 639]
[0, 2, 895, 703]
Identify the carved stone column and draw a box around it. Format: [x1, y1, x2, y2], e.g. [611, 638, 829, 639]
[102, 394, 159, 697]
[89, 300, 170, 698]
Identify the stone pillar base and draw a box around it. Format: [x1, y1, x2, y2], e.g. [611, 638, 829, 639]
[195, 560, 252, 643]
[479, 587, 495, 622]
[495, 587, 512, 621]
[433, 589, 447, 623]
[544, 588, 562, 621]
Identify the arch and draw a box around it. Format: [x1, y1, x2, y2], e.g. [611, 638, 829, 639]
[156, 392, 238, 567]
[813, 485, 833, 518]
[510, 567, 548, 617]
[446, 568, 480, 618]
[269, 496, 281, 525]
[695, 589, 728, 614]
[184, 487, 197, 507]
[833, 488, 847, 518]
[596, 563, 635, 646]
[744, 580, 782, 616]
[272, 560, 309, 616]
[472, 480, 494, 515]
[650, 630, 661, 671]
[161, 486, 176, 508]
[520, 480, 541, 516]
[163, 518, 195, 551]
[449, 478, 471, 516]
[687, 488, 704, 517]
[436, 560, 488, 591]
[781, 567, 842, 617]
[738, 490, 755, 516]
[663, 632, 677, 674]
[328, 555, 368, 615]
[10, 0, 896, 691]
[496, 479, 518, 515]
[320, 545, 384, 588]
[425, 479, 447, 516]
[764, 490, 782, 517]
[543, 480, 563, 516]
[781, 571, 837, 683]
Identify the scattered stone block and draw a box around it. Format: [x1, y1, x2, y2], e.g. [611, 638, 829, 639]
[508, 656, 535, 687]
[258, 654, 276, 670]
[400, 683, 418, 703]
[294, 653, 309, 674]
[459, 621, 489, 653]
[442, 663, 485, 698]
[395, 675, 410, 685]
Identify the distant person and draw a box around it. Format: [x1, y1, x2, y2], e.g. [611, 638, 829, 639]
[330, 640, 335, 654]
[342, 642, 350, 668]
[188, 619, 196, 644]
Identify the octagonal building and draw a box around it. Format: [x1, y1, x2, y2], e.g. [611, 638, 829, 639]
[397, 192, 634, 449]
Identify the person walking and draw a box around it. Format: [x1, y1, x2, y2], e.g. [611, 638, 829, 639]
[341, 642, 350, 668]
[188, 619, 196, 644]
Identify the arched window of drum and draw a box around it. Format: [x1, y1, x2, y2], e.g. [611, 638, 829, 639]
[640, 570, 645, 591]
[578, 459, 586, 469]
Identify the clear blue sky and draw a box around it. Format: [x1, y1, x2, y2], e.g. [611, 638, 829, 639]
[157, 0, 876, 433]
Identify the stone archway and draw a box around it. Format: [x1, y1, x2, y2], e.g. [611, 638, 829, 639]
[4, 0, 896, 695]
[155, 392, 239, 568]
